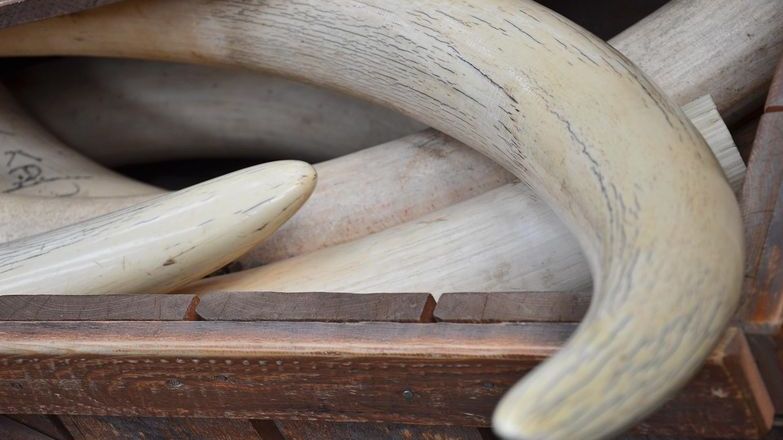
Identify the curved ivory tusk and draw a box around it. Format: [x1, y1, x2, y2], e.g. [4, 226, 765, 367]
[0, 2, 744, 437]
[2, 0, 779, 165]
[187, 96, 744, 297]
[0, 161, 316, 295]
[0, 0, 774, 270]
[5, 57, 425, 165]
[0, 85, 161, 197]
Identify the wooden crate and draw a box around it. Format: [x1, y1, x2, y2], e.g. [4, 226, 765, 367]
[0, 291, 774, 439]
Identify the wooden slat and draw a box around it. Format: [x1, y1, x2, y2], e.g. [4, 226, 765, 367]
[742, 111, 783, 331]
[0, 294, 198, 321]
[0, 321, 769, 438]
[0, 0, 122, 29]
[6, 415, 71, 440]
[434, 291, 590, 323]
[196, 292, 435, 322]
[60, 416, 261, 440]
[275, 421, 491, 440]
[0, 415, 55, 440]
[748, 334, 783, 414]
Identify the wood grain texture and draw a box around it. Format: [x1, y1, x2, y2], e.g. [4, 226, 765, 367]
[196, 292, 435, 322]
[0, 2, 745, 438]
[742, 112, 783, 330]
[275, 421, 490, 440]
[0, 0, 121, 29]
[748, 334, 783, 415]
[0, 294, 198, 320]
[0, 162, 315, 295]
[0, 322, 769, 439]
[60, 416, 261, 440]
[0, 415, 55, 439]
[5, 415, 71, 440]
[434, 291, 590, 323]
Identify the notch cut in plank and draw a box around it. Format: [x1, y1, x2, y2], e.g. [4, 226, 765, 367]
[0, 0, 123, 29]
[741, 112, 783, 332]
[0, 321, 770, 438]
[60, 416, 261, 440]
[195, 292, 436, 322]
[434, 291, 591, 323]
[274, 421, 493, 440]
[0, 415, 56, 440]
[0, 294, 198, 321]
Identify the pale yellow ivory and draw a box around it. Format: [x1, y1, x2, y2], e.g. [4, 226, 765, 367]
[189, 95, 744, 297]
[0, 161, 316, 295]
[0, 1, 745, 438]
[0, 85, 160, 197]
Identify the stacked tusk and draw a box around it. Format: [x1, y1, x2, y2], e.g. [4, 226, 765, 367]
[0, 85, 161, 197]
[188, 95, 744, 297]
[0, 1, 746, 439]
[4, 58, 425, 165]
[0, 161, 316, 295]
[0, 0, 775, 272]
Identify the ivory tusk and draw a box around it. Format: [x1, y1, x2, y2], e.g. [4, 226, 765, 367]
[0, 85, 161, 197]
[0, 2, 745, 438]
[0, 0, 774, 271]
[187, 95, 744, 297]
[4, 58, 425, 165]
[2, 0, 779, 165]
[0, 161, 316, 295]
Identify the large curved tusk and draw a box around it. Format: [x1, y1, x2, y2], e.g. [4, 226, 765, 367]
[0, 85, 161, 197]
[5, 58, 425, 165]
[0, 0, 775, 271]
[0, 2, 744, 438]
[3, 0, 779, 166]
[0, 161, 316, 295]
[187, 95, 744, 297]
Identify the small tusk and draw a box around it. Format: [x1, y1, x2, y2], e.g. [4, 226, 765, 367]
[185, 95, 744, 297]
[0, 161, 316, 295]
[0, 85, 161, 197]
[0, 2, 745, 437]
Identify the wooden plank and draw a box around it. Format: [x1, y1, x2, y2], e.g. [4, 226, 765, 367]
[275, 421, 491, 440]
[0, 415, 55, 440]
[742, 112, 783, 331]
[60, 416, 261, 440]
[0, 0, 123, 29]
[767, 58, 783, 113]
[6, 415, 71, 440]
[196, 292, 435, 322]
[0, 294, 198, 321]
[0, 321, 769, 438]
[748, 334, 783, 414]
[434, 291, 590, 323]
